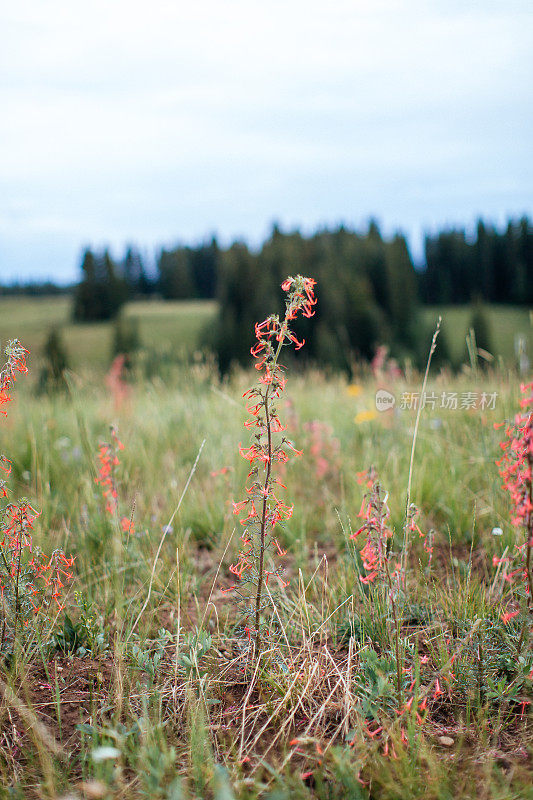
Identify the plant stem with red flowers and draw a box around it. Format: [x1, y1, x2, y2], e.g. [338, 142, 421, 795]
[495, 381, 533, 650]
[227, 275, 317, 669]
[351, 469, 415, 708]
[526, 443, 533, 611]
[254, 332, 284, 660]
[0, 341, 74, 656]
[0, 340, 29, 417]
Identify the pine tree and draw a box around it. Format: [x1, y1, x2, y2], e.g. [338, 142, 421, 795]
[111, 315, 141, 371]
[73, 248, 127, 321]
[38, 328, 70, 393]
[384, 234, 418, 347]
[190, 238, 219, 298]
[73, 249, 101, 321]
[102, 250, 128, 318]
[474, 221, 494, 302]
[158, 249, 194, 299]
[123, 246, 145, 297]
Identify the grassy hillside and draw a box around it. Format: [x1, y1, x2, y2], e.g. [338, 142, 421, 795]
[423, 304, 532, 365]
[0, 296, 217, 370]
[0, 296, 531, 376]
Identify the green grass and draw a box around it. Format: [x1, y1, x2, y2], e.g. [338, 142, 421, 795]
[1, 361, 532, 798]
[0, 296, 217, 371]
[123, 299, 217, 352]
[0, 300, 532, 799]
[0, 296, 531, 374]
[424, 304, 533, 365]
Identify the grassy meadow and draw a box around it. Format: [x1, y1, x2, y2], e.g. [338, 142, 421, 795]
[422, 305, 533, 367]
[0, 297, 532, 799]
[0, 297, 217, 371]
[0, 296, 531, 372]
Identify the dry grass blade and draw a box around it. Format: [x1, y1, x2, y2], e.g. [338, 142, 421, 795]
[130, 438, 206, 634]
[0, 676, 64, 758]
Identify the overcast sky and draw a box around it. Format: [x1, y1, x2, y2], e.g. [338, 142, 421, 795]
[1, 0, 531, 282]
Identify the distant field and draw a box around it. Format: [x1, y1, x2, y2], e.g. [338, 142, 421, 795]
[0, 296, 530, 371]
[423, 304, 532, 365]
[0, 296, 217, 370]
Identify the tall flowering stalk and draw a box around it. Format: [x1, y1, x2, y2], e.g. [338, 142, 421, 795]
[95, 425, 124, 517]
[0, 340, 29, 416]
[0, 340, 73, 654]
[226, 275, 317, 664]
[94, 424, 134, 534]
[495, 381, 533, 611]
[0, 499, 74, 651]
[352, 469, 404, 703]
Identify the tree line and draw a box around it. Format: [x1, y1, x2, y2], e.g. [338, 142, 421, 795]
[422, 218, 532, 305]
[68, 223, 422, 369]
[1, 216, 530, 371]
[66, 216, 530, 370]
[207, 223, 423, 372]
[68, 215, 532, 316]
[3, 216, 530, 310]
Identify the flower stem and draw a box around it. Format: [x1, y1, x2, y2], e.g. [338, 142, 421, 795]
[526, 450, 533, 611]
[253, 328, 286, 666]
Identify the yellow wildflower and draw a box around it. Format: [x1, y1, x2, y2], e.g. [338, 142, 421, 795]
[346, 384, 363, 398]
[354, 410, 378, 424]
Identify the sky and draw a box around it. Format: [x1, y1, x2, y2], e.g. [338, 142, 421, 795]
[1, 0, 532, 282]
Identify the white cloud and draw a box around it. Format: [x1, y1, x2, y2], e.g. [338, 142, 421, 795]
[0, 0, 531, 280]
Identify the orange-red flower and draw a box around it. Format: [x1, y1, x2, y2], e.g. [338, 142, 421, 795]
[495, 382, 533, 600]
[224, 277, 317, 658]
[0, 340, 29, 416]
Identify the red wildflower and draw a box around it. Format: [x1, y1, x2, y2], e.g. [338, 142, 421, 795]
[284, 440, 303, 457]
[225, 275, 317, 664]
[501, 609, 520, 624]
[0, 456, 12, 481]
[0, 340, 29, 416]
[351, 468, 397, 588]
[94, 426, 126, 520]
[433, 678, 444, 699]
[495, 382, 533, 605]
[211, 466, 232, 477]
